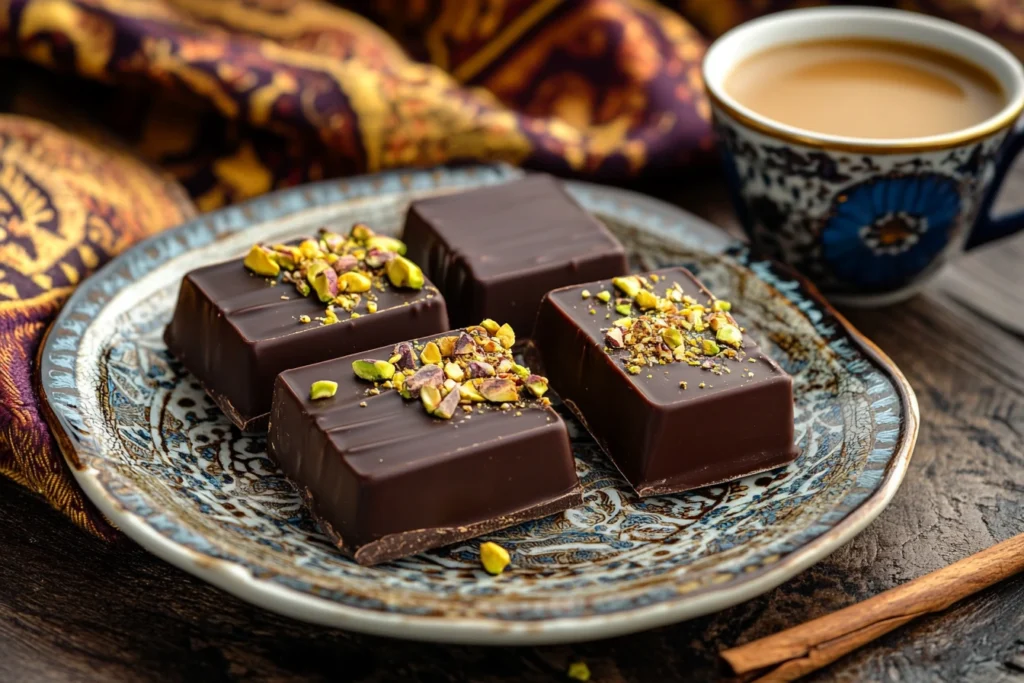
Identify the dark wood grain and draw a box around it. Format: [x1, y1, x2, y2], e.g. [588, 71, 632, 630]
[2, 170, 1024, 683]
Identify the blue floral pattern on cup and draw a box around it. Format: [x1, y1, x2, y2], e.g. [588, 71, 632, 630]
[821, 174, 961, 290]
[714, 119, 1009, 300]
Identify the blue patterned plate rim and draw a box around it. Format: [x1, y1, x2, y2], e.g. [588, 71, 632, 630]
[38, 165, 919, 644]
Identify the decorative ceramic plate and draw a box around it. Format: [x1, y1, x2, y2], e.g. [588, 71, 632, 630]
[39, 165, 918, 645]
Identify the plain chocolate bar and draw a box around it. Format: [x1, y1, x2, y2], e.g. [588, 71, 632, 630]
[535, 267, 798, 496]
[402, 175, 628, 336]
[267, 322, 583, 565]
[164, 225, 447, 431]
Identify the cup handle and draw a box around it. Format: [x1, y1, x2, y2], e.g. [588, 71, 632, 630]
[967, 122, 1024, 250]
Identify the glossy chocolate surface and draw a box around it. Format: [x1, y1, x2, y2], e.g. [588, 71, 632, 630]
[164, 258, 447, 432]
[267, 332, 583, 565]
[402, 175, 628, 336]
[535, 267, 798, 496]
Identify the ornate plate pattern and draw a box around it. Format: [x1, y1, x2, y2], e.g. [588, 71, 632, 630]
[39, 166, 918, 644]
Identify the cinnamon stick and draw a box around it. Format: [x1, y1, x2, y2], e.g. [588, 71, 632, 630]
[720, 533, 1024, 682]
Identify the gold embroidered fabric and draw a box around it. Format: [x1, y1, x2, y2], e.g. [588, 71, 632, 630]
[0, 115, 193, 538]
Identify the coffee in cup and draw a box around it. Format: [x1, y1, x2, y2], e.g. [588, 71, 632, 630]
[724, 38, 1005, 140]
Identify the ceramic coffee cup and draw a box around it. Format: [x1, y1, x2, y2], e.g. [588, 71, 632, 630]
[703, 7, 1024, 305]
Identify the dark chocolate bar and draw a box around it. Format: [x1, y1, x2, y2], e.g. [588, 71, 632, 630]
[402, 175, 628, 336]
[267, 322, 583, 565]
[535, 267, 798, 496]
[164, 226, 447, 431]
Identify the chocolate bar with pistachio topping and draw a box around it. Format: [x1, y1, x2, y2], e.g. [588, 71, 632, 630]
[401, 174, 629, 337]
[535, 267, 798, 497]
[267, 321, 582, 565]
[164, 224, 448, 432]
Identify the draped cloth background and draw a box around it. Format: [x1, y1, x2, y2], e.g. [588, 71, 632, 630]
[1, 0, 1022, 538]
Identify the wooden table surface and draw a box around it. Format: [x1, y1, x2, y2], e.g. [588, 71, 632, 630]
[2, 169, 1023, 683]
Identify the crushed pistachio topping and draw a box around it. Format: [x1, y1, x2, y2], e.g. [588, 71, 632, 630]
[353, 359, 396, 382]
[594, 275, 745, 378]
[242, 223, 425, 324]
[309, 380, 338, 400]
[567, 661, 592, 682]
[479, 541, 511, 575]
[350, 321, 551, 421]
